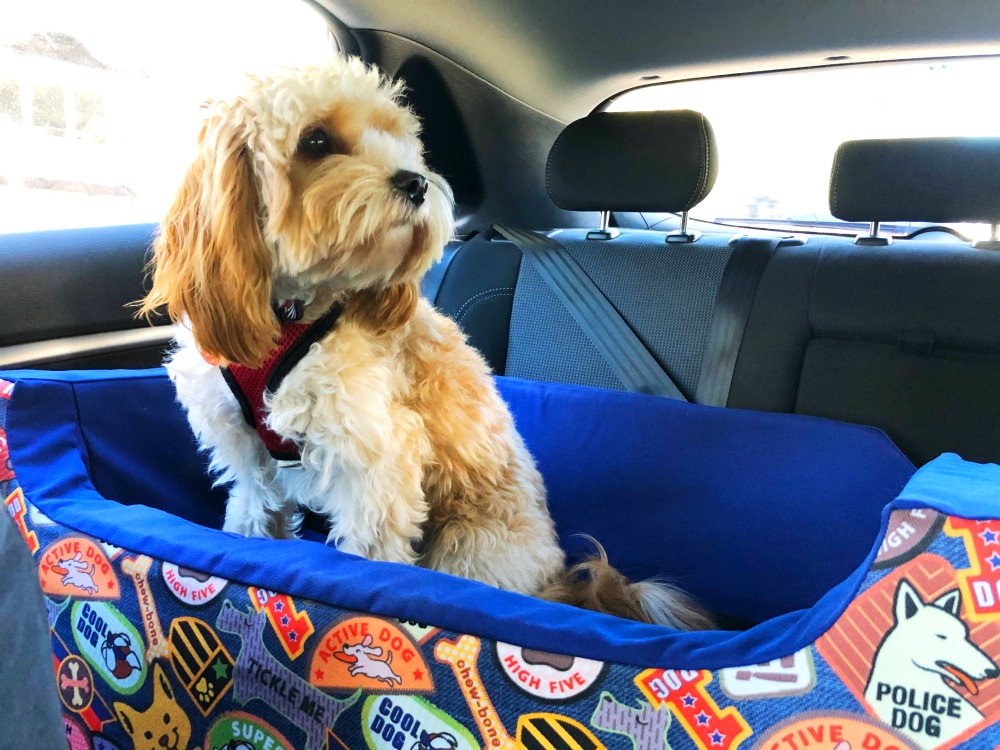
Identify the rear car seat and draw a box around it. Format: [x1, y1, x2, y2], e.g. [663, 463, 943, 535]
[434, 109, 797, 402]
[431, 127, 1000, 466]
[729, 137, 1000, 465]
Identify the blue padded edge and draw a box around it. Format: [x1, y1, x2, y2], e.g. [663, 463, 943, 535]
[5, 368, 989, 669]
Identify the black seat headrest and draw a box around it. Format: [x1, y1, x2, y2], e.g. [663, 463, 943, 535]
[830, 138, 1000, 224]
[546, 110, 717, 213]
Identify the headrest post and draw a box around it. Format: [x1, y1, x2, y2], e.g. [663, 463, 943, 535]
[972, 221, 1000, 251]
[666, 210, 701, 244]
[854, 220, 892, 247]
[585, 211, 620, 241]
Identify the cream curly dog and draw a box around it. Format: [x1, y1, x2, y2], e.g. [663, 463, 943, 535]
[142, 58, 711, 629]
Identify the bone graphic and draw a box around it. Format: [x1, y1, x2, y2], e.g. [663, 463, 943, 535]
[216, 602, 360, 750]
[61, 660, 89, 707]
[592, 692, 672, 750]
[5, 488, 38, 553]
[434, 635, 516, 750]
[733, 671, 798, 682]
[121, 556, 170, 662]
[636, 669, 752, 750]
[248, 586, 314, 659]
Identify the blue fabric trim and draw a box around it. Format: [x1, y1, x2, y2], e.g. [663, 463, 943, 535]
[5, 368, 974, 670]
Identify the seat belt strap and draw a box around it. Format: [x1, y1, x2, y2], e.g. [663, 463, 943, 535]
[494, 224, 687, 401]
[696, 235, 789, 407]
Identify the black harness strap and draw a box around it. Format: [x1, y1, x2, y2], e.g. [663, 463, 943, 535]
[222, 301, 344, 461]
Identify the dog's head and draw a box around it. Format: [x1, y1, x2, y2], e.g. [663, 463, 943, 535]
[142, 58, 454, 366]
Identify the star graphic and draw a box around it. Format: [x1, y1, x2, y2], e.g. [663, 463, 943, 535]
[695, 711, 710, 726]
[987, 552, 1000, 571]
[273, 600, 284, 611]
[288, 630, 298, 642]
[280, 614, 290, 627]
[681, 693, 696, 708]
[413, 668, 424, 681]
[107, 580, 115, 590]
[982, 528, 999, 545]
[211, 657, 229, 680]
[710, 730, 725, 746]
[314, 668, 325, 680]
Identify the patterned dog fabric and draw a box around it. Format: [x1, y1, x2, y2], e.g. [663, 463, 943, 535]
[4, 373, 1000, 750]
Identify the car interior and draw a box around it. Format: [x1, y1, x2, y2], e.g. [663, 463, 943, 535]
[5, 1, 1000, 745]
[3, 0, 998, 474]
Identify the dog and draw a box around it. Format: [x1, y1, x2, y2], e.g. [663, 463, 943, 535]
[140, 57, 712, 629]
[336, 634, 403, 685]
[591, 691, 672, 750]
[57, 552, 99, 594]
[863, 579, 999, 745]
[114, 662, 191, 750]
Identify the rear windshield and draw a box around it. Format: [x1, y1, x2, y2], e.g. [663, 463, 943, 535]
[609, 58, 1000, 239]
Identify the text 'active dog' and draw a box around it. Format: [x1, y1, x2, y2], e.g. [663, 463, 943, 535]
[141, 57, 711, 629]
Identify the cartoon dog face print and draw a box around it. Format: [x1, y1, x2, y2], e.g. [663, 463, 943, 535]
[864, 579, 999, 746]
[113, 662, 191, 750]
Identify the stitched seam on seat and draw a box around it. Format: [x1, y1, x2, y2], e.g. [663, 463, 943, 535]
[454, 288, 515, 323]
[456, 291, 515, 324]
[686, 114, 710, 210]
[830, 145, 844, 216]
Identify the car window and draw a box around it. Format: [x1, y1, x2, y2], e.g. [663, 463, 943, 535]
[609, 58, 1000, 239]
[0, 0, 335, 234]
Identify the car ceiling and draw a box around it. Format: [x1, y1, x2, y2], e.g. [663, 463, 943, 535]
[320, 0, 1000, 122]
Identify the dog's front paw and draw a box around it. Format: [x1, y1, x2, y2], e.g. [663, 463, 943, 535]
[336, 534, 419, 566]
[331, 535, 371, 558]
[223, 512, 278, 539]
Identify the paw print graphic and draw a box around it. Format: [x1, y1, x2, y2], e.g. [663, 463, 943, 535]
[196, 676, 216, 704]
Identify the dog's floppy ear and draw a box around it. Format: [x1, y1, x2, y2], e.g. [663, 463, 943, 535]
[140, 112, 278, 367]
[893, 579, 924, 622]
[346, 282, 420, 335]
[933, 588, 963, 617]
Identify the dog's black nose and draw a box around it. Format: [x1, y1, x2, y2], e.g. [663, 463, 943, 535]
[390, 170, 428, 207]
[986, 668, 1000, 679]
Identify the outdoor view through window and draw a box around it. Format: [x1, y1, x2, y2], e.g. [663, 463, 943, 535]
[0, 0, 334, 233]
[609, 58, 1000, 239]
[3, 13, 999, 241]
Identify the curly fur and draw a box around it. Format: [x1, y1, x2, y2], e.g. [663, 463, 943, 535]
[142, 57, 712, 628]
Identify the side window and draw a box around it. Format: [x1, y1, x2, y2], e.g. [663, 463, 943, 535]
[0, 0, 336, 234]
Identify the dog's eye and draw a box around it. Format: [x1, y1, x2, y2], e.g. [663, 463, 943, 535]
[298, 128, 336, 158]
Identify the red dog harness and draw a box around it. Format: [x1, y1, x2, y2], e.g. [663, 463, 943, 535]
[221, 301, 344, 461]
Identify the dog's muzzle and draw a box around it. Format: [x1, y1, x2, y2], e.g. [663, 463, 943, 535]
[390, 169, 428, 207]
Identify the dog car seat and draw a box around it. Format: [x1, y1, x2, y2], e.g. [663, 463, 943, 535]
[4, 370, 1000, 750]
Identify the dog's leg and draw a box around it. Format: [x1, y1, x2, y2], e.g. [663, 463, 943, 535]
[167, 336, 292, 538]
[315, 403, 430, 564]
[266, 344, 432, 563]
[408, 309, 566, 593]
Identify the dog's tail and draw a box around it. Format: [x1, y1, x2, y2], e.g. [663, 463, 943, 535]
[538, 538, 715, 630]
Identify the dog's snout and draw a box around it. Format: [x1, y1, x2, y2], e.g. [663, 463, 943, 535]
[390, 169, 428, 207]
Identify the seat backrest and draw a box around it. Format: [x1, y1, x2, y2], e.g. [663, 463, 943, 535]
[730, 138, 1000, 465]
[436, 109, 782, 401]
[505, 227, 735, 398]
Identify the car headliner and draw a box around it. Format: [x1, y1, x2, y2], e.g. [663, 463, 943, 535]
[321, 0, 1000, 121]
